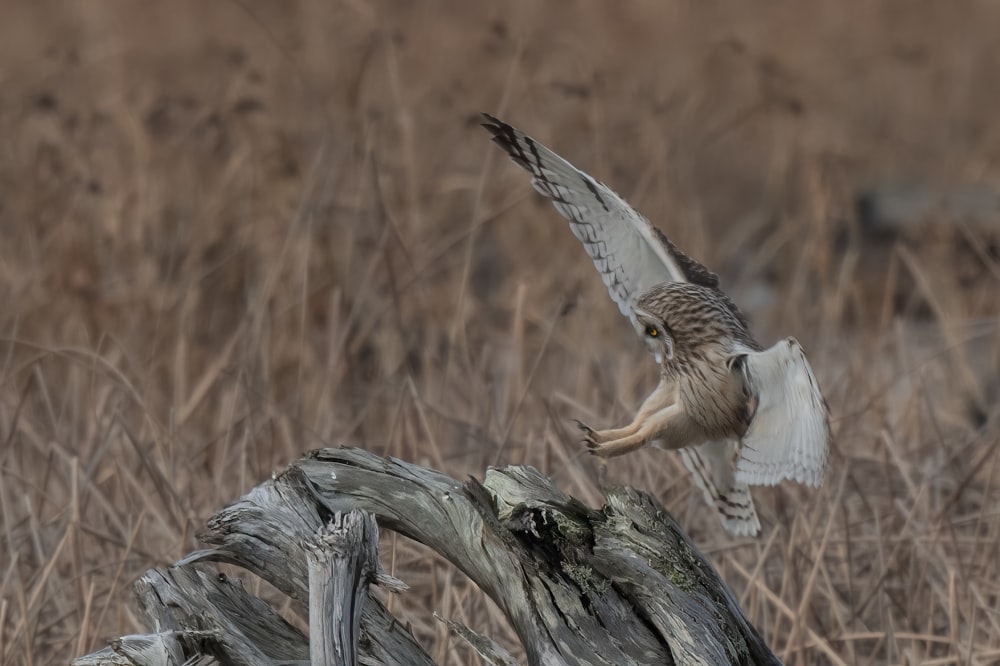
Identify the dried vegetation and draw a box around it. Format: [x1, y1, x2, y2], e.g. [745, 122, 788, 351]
[2, 1, 1000, 664]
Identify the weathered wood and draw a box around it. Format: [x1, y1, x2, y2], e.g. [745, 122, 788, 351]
[134, 566, 308, 664]
[440, 615, 520, 666]
[69, 631, 203, 666]
[74, 447, 782, 666]
[307, 514, 364, 666]
[306, 511, 406, 666]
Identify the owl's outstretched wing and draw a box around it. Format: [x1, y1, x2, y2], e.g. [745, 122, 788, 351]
[675, 440, 761, 536]
[735, 338, 830, 487]
[482, 114, 719, 319]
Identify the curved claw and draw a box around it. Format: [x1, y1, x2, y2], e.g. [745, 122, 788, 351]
[573, 419, 618, 454]
[585, 439, 613, 458]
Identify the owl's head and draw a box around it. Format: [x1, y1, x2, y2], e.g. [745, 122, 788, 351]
[633, 282, 751, 364]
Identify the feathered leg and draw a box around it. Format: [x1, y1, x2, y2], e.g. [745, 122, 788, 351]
[576, 376, 676, 443]
[585, 398, 704, 458]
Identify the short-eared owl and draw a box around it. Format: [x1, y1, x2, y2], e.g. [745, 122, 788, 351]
[482, 114, 830, 536]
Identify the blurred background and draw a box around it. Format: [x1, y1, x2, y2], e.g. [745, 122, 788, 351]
[2, 1, 1000, 664]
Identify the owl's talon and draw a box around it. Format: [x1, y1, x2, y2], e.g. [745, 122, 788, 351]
[579, 428, 601, 452]
[586, 440, 612, 458]
[575, 419, 613, 445]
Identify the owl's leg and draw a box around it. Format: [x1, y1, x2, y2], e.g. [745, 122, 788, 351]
[585, 401, 700, 457]
[576, 376, 676, 443]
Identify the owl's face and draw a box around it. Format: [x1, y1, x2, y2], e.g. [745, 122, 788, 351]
[633, 282, 749, 366]
[633, 311, 673, 364]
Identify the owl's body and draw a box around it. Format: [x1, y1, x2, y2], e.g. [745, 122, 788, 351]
[639, 283, 758, 442]
[482, 114, 830, 536]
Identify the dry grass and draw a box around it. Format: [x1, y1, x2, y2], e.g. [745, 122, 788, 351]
[2, 1, 1000, 664]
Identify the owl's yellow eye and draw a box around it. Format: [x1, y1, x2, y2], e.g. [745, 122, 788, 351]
[645, 326, 658, 338]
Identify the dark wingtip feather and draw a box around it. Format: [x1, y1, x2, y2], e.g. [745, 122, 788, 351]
[480, 113, 533, 170]
[480, 113, 511, 140]
[479, 112, 509, 139]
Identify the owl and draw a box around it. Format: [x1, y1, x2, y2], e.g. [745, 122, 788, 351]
[482, 114, 830, 536]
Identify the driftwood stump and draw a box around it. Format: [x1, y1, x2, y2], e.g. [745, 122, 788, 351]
[72, 447, 781, 665]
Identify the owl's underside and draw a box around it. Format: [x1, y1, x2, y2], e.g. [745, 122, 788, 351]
[482, 113, 830, 536]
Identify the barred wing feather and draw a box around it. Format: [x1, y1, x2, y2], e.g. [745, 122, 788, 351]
[676, 439, 761, 536]
[482, 114, 719, 319]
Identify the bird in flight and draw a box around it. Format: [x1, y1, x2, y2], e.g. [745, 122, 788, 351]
[482, 114, 830, 535]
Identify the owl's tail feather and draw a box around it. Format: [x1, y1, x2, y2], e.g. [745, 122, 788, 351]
[676, 440, 761, 537]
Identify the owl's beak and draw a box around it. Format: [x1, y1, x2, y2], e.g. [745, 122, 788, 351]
[654, 338, 673, 364]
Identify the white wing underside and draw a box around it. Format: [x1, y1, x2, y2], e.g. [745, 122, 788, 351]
[672, 440, 761, 536]
[736, 338, 830, 487]
[482, 115, 708, 318]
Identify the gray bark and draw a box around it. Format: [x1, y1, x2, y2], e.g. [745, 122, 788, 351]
[73, 447, 781, 666]
[306, 511, 406, 666]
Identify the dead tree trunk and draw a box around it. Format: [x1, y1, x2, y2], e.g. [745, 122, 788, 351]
[73, 447, 782, 666]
